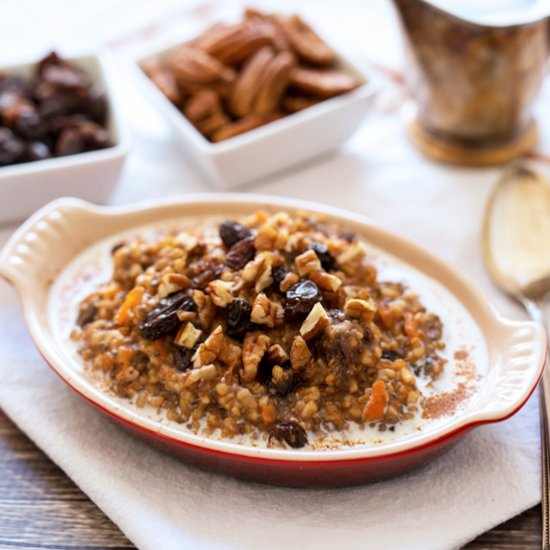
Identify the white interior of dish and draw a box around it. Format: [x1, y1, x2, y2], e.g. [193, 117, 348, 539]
[48, 216, 487, 451]
[1, 195, 545, 461]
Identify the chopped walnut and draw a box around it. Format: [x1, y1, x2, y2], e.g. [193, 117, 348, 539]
[280, 272, 299, 292]
[255, 224, 289, 251]
[193, 325, 224, 367]
[184, 363, 217, 386]
[250, 293, 283, 328]
[344, 298, 377, 322]
[295, 249, 321, 277]
[309, 270, 342, 292]
[242, 252, 283, 293]
[174, 322, 202, 349]
[242, 331, 271, 382]
[207, 279, 235, 307]
[300, 302, 330, 341]
[158, 272, 192, 299]
[290, 335, 311, 371]
[176, 310, 197, 322]
[336, 240, 367, 265]
[268, 344, 289, 365]
[175, 232, 199, 252]
[193, 289, 216, 330]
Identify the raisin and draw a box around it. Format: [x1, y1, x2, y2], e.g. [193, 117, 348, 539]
[76, 303, 97, 327]
[225, 235, 255, 270]
[139, 291, 195, 340]
[269, 421, 308, 448]
[219, 220, 251, 248]
[173, 344, 195, 372]
[271, 266, 287, 288]
[226, 297, 253, 340]
[308, 242, 335, 271]
[284, 280, 321, 321]
[381, 350, 401, 362]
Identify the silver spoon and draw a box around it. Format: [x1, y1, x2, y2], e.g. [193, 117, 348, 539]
[482, 164, 550, 549]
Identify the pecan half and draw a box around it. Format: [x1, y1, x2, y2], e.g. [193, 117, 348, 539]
[170, 46, 235, 89]
[289, 67, 360, 99]
[252, 50, 295, 115]
[229, 46, 275, 117]
[142, 58, 183, 106]
[184, 89, 220, 123]
[194, 111, 230, 138]
[211, 113, 280, 142]
[274, 14, 336, 67]
[197, 22, 273, 65]
[282, 95, 320, 113]
[244, 9, 291, 51]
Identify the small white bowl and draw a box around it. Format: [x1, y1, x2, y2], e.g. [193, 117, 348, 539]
[0, 53, 128, 223]
[130, 41, 377, 189]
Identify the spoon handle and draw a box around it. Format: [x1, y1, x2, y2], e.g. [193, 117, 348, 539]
[522, 297, 550, 549]
[540, 383, 550, 550]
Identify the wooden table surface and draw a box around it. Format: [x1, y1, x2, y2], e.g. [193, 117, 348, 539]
[0, 407, 539, 549]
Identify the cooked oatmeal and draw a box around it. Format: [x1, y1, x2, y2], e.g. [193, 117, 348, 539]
[72, 210, 446, 448]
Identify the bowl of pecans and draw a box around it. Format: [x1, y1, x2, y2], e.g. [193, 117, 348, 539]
[0, 51, 127, 222]
[131, 9, 377, 188]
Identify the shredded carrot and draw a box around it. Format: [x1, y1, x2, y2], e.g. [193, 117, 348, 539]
[261, 402, 277, 425]
[115, 287, 144, 325]
[363, 380, 389, 422]
[404, 312, 418, 339]
[377, 305, 394, 329]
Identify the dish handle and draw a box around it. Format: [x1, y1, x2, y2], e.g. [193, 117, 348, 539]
[0, 198, 95, 289]
[469, 318, 546, 423]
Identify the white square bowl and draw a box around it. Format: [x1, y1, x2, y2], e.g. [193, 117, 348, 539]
[130, 41, 378, 189]
[0, 53, 128, 223]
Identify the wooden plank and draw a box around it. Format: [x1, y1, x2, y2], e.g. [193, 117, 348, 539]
[0, 409, 133, 549]
[0, 408, 540, 548]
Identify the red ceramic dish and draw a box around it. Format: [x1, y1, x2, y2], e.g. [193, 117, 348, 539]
[0, 195, 545, 487]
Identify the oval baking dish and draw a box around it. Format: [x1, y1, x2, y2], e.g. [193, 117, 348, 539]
[0, 195, 545, 487]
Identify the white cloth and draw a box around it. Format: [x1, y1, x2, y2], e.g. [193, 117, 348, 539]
[1, 1, 550, 549]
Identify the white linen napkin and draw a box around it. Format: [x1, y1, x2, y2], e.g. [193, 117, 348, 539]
[1, 0, 550, 548]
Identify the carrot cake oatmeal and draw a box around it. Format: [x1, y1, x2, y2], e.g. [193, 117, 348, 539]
[72, 210, 446, 448]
